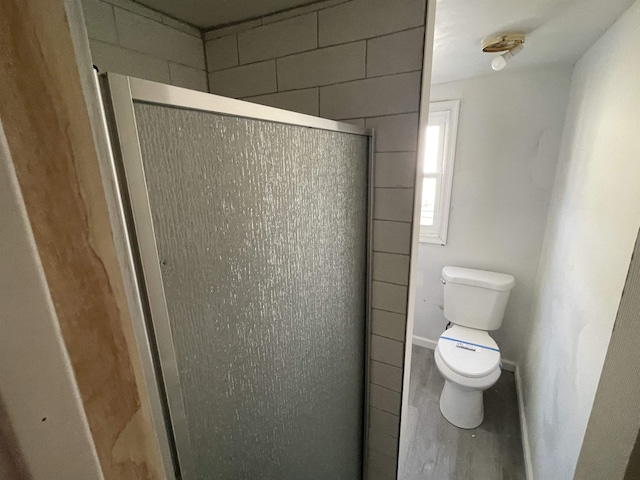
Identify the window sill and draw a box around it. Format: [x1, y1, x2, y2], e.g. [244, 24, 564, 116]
[419, 234, 446, 246]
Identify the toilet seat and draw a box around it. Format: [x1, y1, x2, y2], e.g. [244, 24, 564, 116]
[437, 325, 501, 378]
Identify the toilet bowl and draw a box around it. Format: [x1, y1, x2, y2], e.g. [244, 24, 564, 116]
[435, 266, 515, 429]
[434, 325, 501, 429]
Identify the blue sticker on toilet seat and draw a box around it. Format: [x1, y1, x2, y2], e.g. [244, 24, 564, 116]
[440, 336, 500, 353]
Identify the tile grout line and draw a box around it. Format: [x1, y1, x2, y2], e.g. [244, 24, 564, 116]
[369, 430, 399, 441]
[375, 150, 418, 153]
[110, 3, 120, 45]
[371, 333, 405, 347]
[107, 1, 202, 38]
[373, 252, 411, 258]
[316, 10, 320, 50]
[372, 250, 411, 256]
[372, 278, 409, 287]
[206, 52, 419, 85]
[202, 0, 342, 38]
[88, 38, 204, 73]
[371, 307, 408, 317]
[235, 33, 240, 66]
[370, 379, 402, 393]
[371, 333, 405, 345]
[202, 30, 211, 92]
[372, 307, 407, 316]
[374, 219, 412, 224]
[314, 11, 322, 115]
[208, 21, 424, 50]
[364, 36, 369, 78]
[371, 359, 403, 371]
[369, 430, 398, 440]
[370, 406, 400, 419]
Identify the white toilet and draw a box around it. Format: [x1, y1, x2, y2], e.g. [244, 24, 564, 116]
[434, 266, 515, 429]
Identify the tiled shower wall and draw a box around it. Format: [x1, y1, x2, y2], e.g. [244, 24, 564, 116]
[204, 1, 426, 477]
[81, 0, 208, 91]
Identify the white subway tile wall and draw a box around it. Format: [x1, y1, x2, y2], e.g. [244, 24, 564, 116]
[276, 42, 366, 90]
[366, 27, 425, 77]
[371, 361, 404, 391]
[374, 152, 416, 188]
[114, 8, 204, 69]
[320, 72, 421, 119]
[89, 39, 171, 84]
[373, 220, 413, 255]
[372, 281, 409, 315]
[369, 450, 399, 478]
[373, 188, 415, 222]
[208, 60, 277, 98]
[244, 89, 320, 116]
[373, 253, 411, 285]
[168, 63, 208, 92]
[343, 118, 367, 128]
[205, 35, 239, 71]
[81, 0, 207, 91]
[366, 113, 420, 151]
[371, 407, 401, 438]
[370, 383, 402, 414]
[371, 334, 405, 367]
[370, 428, 399, 457]
[317, 0, 425, 46]
[372, 309, 407, 342]
[82, 0, 118, 44]
[237, 14, 318, 64]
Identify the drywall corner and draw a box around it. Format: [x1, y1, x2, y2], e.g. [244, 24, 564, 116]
[515, 366, 534, 480]
[573, 227, 640, 479]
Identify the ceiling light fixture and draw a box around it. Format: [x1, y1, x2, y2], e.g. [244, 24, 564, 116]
[482, 33, 525, 71]
[491, 43, 524, 71]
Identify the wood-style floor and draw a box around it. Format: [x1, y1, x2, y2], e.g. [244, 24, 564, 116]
[398, 345, 526, 480]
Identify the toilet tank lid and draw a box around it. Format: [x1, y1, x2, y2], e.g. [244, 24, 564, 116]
[442, 266, 515, 291]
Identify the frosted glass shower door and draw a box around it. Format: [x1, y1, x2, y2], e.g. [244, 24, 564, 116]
[105, 75, 370, 480]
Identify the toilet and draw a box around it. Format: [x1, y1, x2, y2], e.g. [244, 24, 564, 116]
[434, 266, 515, 429]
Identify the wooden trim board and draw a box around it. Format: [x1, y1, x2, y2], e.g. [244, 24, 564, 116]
[0, 1, 166, 478]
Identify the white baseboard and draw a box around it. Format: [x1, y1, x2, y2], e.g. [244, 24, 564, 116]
[412, 335, 438, 350]
[515, 366, 534, 480]
[412, 335, 516, 372]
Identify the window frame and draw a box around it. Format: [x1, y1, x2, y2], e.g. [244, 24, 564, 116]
[419, 99, 460, 245]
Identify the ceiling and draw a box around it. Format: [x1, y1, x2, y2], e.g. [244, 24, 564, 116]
[431, 0, 635, 85]
[134, 0, 321, 29]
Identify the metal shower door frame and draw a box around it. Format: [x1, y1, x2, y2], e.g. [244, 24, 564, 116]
[101, 73, 374, 480]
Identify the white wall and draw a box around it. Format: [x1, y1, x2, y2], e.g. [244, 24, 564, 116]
[81, 0, 207, 91]
[413, 64, 572, 363]
[521, 2, 640, 478]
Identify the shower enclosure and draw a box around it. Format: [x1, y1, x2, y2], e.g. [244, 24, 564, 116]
[101, 74, 372, 480]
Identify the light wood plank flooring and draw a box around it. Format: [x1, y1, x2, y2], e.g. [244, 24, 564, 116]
[398, 345, 525, 480]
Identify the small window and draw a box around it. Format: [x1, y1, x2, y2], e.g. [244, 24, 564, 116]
[420, 100, 459, 245]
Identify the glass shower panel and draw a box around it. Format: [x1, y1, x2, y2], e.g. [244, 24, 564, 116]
[132, 103, 368, 480]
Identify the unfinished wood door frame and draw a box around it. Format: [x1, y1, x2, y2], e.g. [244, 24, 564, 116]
[0, 0, 168, 478]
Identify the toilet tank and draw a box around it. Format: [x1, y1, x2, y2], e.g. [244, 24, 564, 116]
[442, 266, 515, 331]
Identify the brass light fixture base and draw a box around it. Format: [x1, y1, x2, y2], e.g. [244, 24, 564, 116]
[482, 33, 525, 53]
